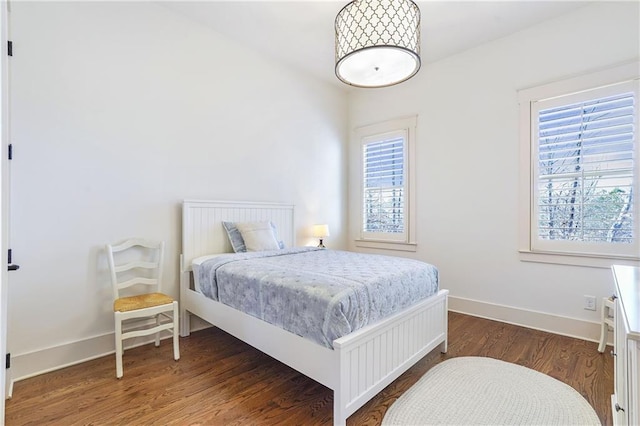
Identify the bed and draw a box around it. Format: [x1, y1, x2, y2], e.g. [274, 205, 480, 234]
[179, 200, 448, 425]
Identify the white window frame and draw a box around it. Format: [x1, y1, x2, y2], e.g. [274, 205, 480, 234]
[518, 61, 640, 268]
[354, 116, 417, 252]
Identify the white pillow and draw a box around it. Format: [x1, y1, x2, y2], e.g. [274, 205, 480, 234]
[235, 221, 280, 252]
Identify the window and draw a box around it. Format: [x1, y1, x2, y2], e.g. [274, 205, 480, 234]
[519, 62, 639, 266]
[355, 116, 416, 251]
[363, 132, 406, 238]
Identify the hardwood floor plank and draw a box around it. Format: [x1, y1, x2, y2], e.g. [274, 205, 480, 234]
[6, 312, 613, 425]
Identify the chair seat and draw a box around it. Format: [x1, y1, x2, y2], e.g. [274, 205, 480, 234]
[114, 292, 174, 312]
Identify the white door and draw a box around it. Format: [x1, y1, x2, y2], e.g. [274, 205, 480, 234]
[1, 0, 10, 422]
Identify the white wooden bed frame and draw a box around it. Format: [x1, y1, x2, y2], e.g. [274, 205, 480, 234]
[179, 200, 448, 425]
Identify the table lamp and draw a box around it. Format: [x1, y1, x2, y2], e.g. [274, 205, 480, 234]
[312, 224, 330, 248]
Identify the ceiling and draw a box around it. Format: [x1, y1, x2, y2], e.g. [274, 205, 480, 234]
[160, 1, 592, 90]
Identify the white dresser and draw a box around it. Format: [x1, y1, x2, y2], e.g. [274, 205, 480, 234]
[612, 265, 640, 426]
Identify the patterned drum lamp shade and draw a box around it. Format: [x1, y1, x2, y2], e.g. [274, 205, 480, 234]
[335, 0, 421, 88]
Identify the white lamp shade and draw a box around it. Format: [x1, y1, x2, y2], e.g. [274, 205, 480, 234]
[335, 0, 421, 88]
[312, 224, 330, 238]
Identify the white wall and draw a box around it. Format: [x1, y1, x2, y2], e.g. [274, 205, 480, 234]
[8, 1, 347, 380]
[348, 2, 639, 338]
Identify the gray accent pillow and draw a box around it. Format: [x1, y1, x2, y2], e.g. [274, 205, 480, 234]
[222, 221, 246, 252]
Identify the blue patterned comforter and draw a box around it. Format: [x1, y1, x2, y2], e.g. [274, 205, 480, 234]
[194, 247, 439, 349]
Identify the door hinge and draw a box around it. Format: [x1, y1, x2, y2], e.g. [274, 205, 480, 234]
[5, 353, 10, 369]
[7, 41, 12, 57]
[8, 143, 12, 160]
[8, 249, 19, 271]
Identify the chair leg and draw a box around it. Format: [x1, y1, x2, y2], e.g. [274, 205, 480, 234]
[155, 315, 161, 347]
[115, 315, 124, 379]
[598, 320, 608, 353]
[173, 302, 180, 361]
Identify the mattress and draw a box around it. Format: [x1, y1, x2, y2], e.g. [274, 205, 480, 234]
[193, 247, 439, 348]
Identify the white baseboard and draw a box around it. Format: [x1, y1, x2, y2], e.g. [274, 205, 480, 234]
[7, 300, 610, 398]
[449, 295, 611, 345]
[7, 316, 211, 398]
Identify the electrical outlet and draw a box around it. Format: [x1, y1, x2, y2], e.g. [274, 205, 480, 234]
[584, 295, 597, 311]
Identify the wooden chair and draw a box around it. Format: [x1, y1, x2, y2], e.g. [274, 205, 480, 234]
[106, 238, 179, 378]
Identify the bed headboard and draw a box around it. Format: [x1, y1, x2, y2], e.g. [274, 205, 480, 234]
[181, 200, 295, 272]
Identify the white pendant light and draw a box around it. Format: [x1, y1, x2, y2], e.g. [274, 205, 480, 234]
[335, 0, 421, 88]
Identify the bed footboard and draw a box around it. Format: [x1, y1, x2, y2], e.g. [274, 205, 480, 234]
[332, 289, 448, 425]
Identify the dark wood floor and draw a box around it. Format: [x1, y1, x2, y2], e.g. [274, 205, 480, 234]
[5, 312, 613, 425]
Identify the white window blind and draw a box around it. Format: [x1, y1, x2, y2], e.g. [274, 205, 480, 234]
[534, 84, 637, 254]
[362, 133, 406, 236]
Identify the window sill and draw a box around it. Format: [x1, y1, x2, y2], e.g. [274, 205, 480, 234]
[354, 239, 417, 252]
[519, 249, 640, 269]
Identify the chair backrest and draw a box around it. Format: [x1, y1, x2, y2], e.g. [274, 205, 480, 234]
[106, 238, 165, 301]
